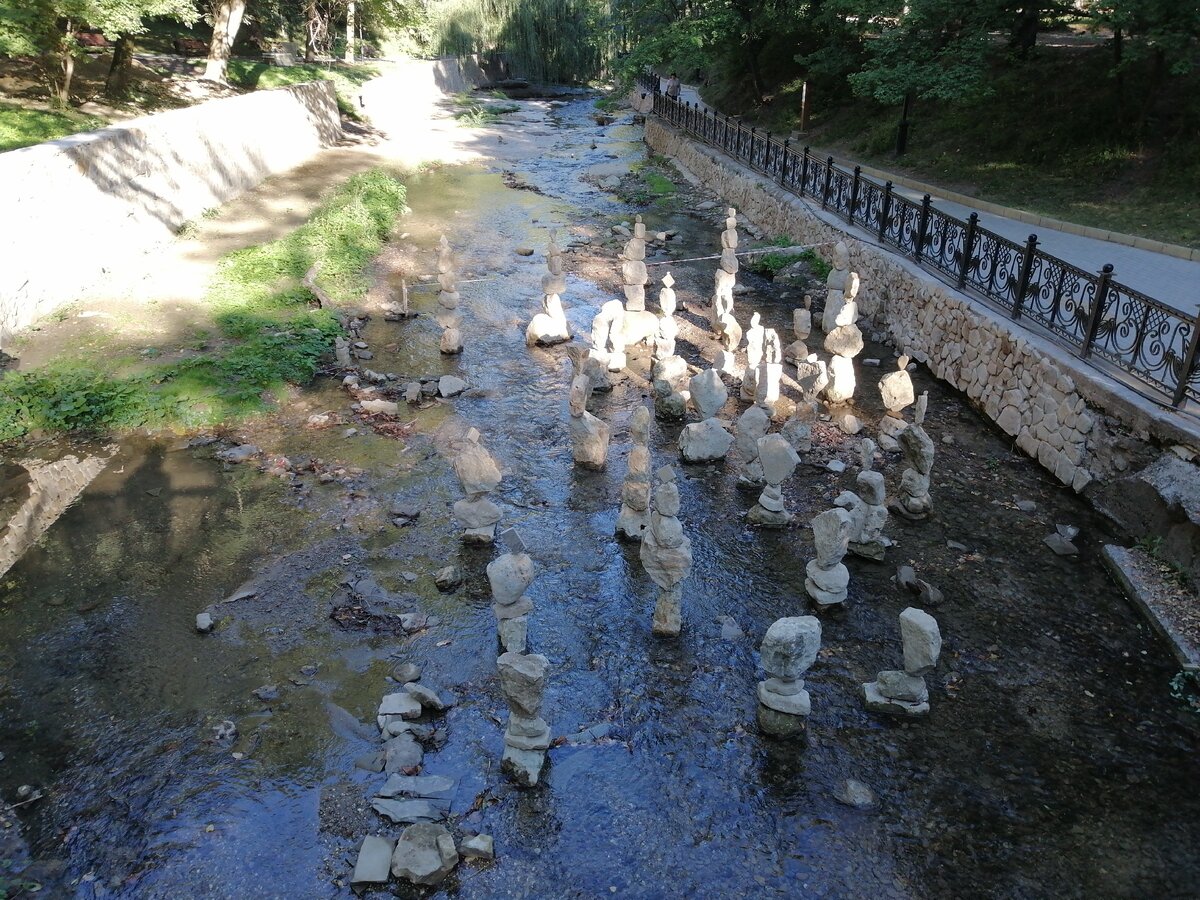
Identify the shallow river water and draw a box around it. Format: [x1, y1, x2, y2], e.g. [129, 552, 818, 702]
[0, 99, 1197, 899]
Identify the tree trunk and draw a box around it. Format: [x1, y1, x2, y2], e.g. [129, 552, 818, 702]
[1010, 6, 1038, 57]
[203, 0, 247, 83]
[105, 35, 135, 98]
[344, 1, 356, 63]
[305, 0, 319, 62]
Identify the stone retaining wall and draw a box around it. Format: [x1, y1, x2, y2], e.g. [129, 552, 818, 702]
[645, 116, 1200, 495]
[0, 81, 342, 339]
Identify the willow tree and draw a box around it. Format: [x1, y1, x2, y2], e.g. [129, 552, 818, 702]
[428, 0, 614, 84]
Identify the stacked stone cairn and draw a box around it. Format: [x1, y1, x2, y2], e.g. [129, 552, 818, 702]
[747, 435, 801, 527]
[805, 507, 853, 607]
[622, 216, 650, 312]
[651, 272, 690, 421]
[733, 405, 771, 488]
[754, 328, 784, 414]
[498, 649, 552, 786]
[678, 368, 733, 463]
[785, 296, 812, 363]
[568, 373, 611, 469]
[654, 272, 679, 359]
[640, 465, 693, 637]
[616, 406, 653, 541]
[820, 241, 859, 333]
[877, 356, 915, 450]
[757, 616, 822, 738]
[862, 607, 941, 716]
[525, 234, 571, 346]
[740, 313, 765, 401]
[835, 438, 892, 560]
[435, 235, 463, 355]
[896, 392, 935, 519]
[451, 428, 502, 544]
[710, 207, 740, 336]
[487, 530, 536, 653]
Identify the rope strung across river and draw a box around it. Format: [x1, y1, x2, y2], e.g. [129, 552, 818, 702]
[405, 243, 836, 288]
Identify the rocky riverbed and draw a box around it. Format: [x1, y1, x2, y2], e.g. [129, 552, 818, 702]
[0, 96, 1197, 898]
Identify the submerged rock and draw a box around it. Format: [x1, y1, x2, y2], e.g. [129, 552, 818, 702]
[391, 823, 460, 885]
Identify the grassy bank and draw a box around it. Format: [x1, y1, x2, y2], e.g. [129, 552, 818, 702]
[701, 47, 1200, 248]
[0, 168, 407, 442]
[225, 60, 379, 119]
[0, 102, 106, 152]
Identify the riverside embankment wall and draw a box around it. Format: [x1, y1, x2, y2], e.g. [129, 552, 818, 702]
[0, 81, 342, 339]
[645, 115, 1200, 578]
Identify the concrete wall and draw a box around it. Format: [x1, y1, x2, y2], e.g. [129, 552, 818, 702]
[644, 117, 1200, 495]
[0, 81, 342, 339]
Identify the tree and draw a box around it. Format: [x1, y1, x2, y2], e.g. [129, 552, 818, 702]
[203, 0, 247, 81]
[0, 0, 194, 104]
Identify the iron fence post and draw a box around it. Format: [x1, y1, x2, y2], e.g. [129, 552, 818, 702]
[780, 139, 790, 183]
[849, 166, 861, 225]
[1171, 309, 1200, 406]
[958, 212, 978, 288]
[749, 127, 757, 167]
[914, 194, 932, 262]
[879, 181, 893, 241]
[1081, 264, 1114, 359]
[765, 131, 772, 172]
[821, 156, 834, 209]
[1012, 233, 1039, 320]
[735, 119, 742, 157]
[800, 147, 810, 197]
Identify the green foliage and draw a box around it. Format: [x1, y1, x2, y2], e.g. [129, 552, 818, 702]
[427, 0, 614, 83]
[0, 169, 407, 442]
[450, 93, 519, 125]
[745, 244, 829, 280]
[0, 101, 106, 151]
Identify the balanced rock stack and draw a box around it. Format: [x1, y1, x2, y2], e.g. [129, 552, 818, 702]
[616, 406, 653, 541]
[823, 315, 864, 407]
[862, 607, 941, 716]
[640, 465, 693, 637]
[525, 235, 571, 346]
[820, 242, 858, 333]
[781, 400, 817, 453]
[740, 313, 764, 401]
[487, 532, 536, 653]
[754, 328, 784, 413]
[710, 207, 740, 335]
[678, 368, 733, 463]
[805, 507, 853, 607]
[835, 438, 892, 560]
[497, 650, 552, 786]
[877, 356, 915, 450]
[451, 428, 502, 544]
[896, 392, 935, 519]
[622, 216, 650, 312]
[785, 296, 812, 362]
[435, 235, 463, 355]
[568, 373, 611, 469]
[654, 272, 679, 359]
[757, 616, 822, 738]
[733, 404, 771, 488]
[747, 435, 801, 527]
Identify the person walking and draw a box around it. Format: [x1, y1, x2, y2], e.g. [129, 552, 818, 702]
[665, 73, 681, 100]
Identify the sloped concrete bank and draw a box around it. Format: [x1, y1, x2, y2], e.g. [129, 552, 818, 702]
[0, 81, 342, 338]
[645, 115, 1200, 581]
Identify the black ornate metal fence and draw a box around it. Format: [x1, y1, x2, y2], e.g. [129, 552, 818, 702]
[636, 72, 1200, 409]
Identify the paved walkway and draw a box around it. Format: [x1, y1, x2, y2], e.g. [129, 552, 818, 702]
[663, 82, 1200, 317]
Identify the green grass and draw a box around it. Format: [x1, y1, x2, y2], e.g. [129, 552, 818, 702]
[449, 92, 520, 126]
[225, 60, 380, 120]
[744, 237, 831, 280]
[0, 102, 107, 152]
[0, 169, 408, 441]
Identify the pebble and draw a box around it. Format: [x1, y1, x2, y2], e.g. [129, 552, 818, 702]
[460, 834, 495, 860]
[195, 612, 214, 633]
[1015, 499, 1037, 512]
[826, 460, 846, 473]
[515, 247, 534, 256]
[861, 358, 880, 367]
[834, 779, 877, 809]
[392, 663, 422, 684]
[252, 684, 280, 703]
[1043, 533, 1079, 556]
